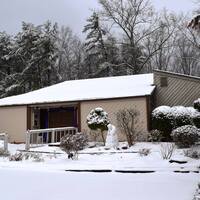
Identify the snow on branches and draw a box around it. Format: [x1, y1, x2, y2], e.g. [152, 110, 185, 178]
[87, 107, 110, 145]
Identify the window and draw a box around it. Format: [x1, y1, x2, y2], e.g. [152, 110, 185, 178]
[160, 77, 168, 87]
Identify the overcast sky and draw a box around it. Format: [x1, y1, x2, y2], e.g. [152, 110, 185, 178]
[0, 0, 196, 37]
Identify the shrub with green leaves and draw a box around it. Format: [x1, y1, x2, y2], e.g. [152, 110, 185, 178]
[152, 106, 197, 141]
[152, 106, 174, 141]
[171, 125, 199, 148]
[87, 107, 110, 131]
[87, 107, 110, 144]
[171, 107, 192, 128]
[193, 113, 200, 128]
[148, 130, 163, 142]
[194, 99, 200, 112]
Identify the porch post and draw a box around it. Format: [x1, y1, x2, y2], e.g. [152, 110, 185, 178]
[4, 133, 8, 153]
[77, 102, 81, 132]
[25, 130, 30, 151]
[27, 106, 32, 130]
[51, 129, 55, 143]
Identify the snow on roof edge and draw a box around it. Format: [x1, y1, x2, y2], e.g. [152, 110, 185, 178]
[0, 73, 154, 107]
[0, 89, 155, 107]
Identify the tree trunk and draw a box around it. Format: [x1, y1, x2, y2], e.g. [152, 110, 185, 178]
[101, 130, 105, 145]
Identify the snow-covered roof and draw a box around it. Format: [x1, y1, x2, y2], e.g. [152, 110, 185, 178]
[0, 74, 155, 106]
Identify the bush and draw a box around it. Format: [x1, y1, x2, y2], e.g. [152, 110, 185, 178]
[29, 153, 44, 162]
[152, 106, 197, 141]
[87, 107, 110, 131]
[171, 125, 199, 148]
[193, 113, 200, 128]
[148, 130, 163, 142]
[60, 132, 88, 159]
[87, 107, 110, 145]
[160, 143, 176, 160]
[184, 147, 200, 159]
[171, 106, 193, 128]
[116, 108, 140, 146]
[194, 99, 200, 112]
[138, 148, 151, 156]
[9, 152, 23, 161]
[9, 152, 44, 162]
[0, 148, 9, 157]
[152, 106, 174, 141]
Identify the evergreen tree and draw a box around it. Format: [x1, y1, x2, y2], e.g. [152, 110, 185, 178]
[83, 12, 108, 77]
[0, 32, 13, 78]
[0, 21, 60, 97]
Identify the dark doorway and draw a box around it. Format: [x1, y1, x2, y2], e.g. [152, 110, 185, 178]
[39, 107, 77, 129]
[40, 109, 49, 129]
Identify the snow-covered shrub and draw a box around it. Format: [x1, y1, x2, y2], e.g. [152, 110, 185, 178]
[193, 183, 200, 200]
[171, 125, 199, 148]
[86, 107, 110, 145]
[152, 106, 197, 140]
[116, 108, 140, 146]
[30, 153, 44, 162]
[9, 152, 23, 161]
[9, 152, 44, 162]
[87, 107, 110, 131]
[194, 99, 200, 112]
[138, 148, 151, 156]
[193, 113, 200, 128]
[171, 106, 193, 128]
[148, 130, 163, 142]
[152, 106, 174, 141]
[184, 147, 200, 159]
[60, 132, 88, 159]
[160, 143, 176, 160]
[0, 148, 9, 156]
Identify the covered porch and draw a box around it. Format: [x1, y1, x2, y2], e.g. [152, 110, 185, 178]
[26, 102, 80, 150]
[28, 102, 80, 130]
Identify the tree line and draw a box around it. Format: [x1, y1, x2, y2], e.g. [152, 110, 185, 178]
[0, 0, 199, 98]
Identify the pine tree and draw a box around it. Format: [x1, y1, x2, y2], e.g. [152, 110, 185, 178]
[0, 21, 60, 97]
[83, 12, 108, 77]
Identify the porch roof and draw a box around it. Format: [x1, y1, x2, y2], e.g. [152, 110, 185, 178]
[0, 74, 155, 107]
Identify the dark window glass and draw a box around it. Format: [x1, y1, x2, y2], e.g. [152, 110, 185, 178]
[160, 77, 168, 87]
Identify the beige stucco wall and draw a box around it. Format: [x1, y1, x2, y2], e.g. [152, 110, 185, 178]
[0, 106, 27, 143]
[154, 71, 200, 107]
[80, 97, 148, 141]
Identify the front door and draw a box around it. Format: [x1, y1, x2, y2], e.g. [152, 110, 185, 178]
[48, 107, 77, 128]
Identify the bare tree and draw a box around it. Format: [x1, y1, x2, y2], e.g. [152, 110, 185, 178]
[56, 26, 85, 81]
[116, 108, 140, 146]
[172, 15, 200, 76]
[188, 15, 200, 30]
[98, 0, 173, 74]
[144, 10, 178, 72]
[174, 34, 200, 75]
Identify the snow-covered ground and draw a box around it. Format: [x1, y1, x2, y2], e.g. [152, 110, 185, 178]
[0, 169, 198, 200]
[0, 142, 199, 200]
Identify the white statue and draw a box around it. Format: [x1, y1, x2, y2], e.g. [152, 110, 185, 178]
[105, 124, 119, 148]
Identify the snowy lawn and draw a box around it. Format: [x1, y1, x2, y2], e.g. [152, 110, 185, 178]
[0, 142, 199, 200]
[0, 169, 199, 200]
